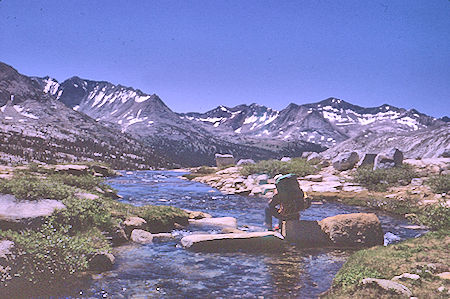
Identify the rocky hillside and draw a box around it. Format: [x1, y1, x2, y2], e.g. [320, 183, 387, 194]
[321, 123, 450, 159]
[0, 62, 169, 169]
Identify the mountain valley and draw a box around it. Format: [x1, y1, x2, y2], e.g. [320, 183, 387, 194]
[1, 61, 448, 167]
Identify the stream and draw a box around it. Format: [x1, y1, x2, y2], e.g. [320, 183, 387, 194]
[70, 171, 427, 298]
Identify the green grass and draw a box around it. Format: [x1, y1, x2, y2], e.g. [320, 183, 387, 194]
[240, 158, 318, 178]
[427, 174, 450, 194]
[324, 230, 450, 299]
[353, 164, 418, 192]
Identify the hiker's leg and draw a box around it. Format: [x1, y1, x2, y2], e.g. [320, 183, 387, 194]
[264, 207, 273, 230]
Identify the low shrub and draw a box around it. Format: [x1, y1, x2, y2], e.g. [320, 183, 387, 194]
[182, 166, 217, 180]
[0, 224, 110, 286]
[105, 200, 188, 232]
[339, 196, 420, 215]
[416, 200, 450, 230]
[353, 164, 418, 192]
[49, 173, 105, 191]
[427, 174, 450, 194]
[54, 197, 114, 231]
[240, 158, 317, 177]
[0, 175, 74, 201]
[195, 166, 217, 174]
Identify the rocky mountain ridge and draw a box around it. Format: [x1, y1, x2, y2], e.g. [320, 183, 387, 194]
[2, 61, 448, 166]
[0, 63, 170, 169]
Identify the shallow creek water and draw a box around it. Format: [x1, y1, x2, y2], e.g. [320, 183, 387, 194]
[70, 171, 426, 298]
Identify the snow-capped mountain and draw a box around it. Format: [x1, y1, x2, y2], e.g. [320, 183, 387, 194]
[180, 97, 441, 148]
[4, 60, 446, 166]
[0, 62, 170, 168]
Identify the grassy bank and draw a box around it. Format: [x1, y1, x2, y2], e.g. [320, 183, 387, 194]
[240, 158, 319, 177]
[322, 229, 450, 298]
[0, 164, 188, 296]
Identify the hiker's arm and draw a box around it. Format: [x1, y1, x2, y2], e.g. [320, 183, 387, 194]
[268, 194, 280, 208]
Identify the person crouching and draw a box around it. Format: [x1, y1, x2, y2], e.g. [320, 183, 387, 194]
[264, 174, 311, 231]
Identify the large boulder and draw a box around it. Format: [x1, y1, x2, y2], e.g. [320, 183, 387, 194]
[304, 174, 323, 182]
[188, 217, 237, 229]
[237, 159, 255, 166]
[123, 216, 147, 236]
[282, 213, 383, 248]
[215, 154, 235, 167]
[357, 153, 377, 168]
[89, 252, 115, 272]
[130, 229, 153, 244]
[184, 210, 212, 220]
[75, 192, 99, 200]
[90, 164, 116, 177]
[282, 220, 331, 247]
[318, 213, 384, 247]
[280, 157, 291, 162]
[301, 152, 314, 159]
[180, 232, 284, 252]
[332, 152, 360, 171]
[307, 152, 321, 162]
[373, 148, 403, 170]
[0, 194, 66, 230]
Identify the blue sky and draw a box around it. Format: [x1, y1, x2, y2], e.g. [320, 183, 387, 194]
[1, 0, 449, 116]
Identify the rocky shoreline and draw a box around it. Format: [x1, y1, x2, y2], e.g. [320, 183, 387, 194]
[188, 158, 450, 210]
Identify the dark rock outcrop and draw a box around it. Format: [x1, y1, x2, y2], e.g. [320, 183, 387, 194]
[373, 148, 403, 170]
[332, 151, 359, 171]
[89, 252, 115, 272]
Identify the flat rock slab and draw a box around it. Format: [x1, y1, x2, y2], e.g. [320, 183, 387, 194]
[188, 217, 237, 229]
[181, 232, 284, 252]
[361, 278, 412, 297]
[54, 164, 89, 174]
[0, 194, 65, 230]
[0, 194, 65, 221]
